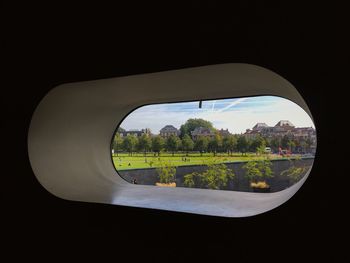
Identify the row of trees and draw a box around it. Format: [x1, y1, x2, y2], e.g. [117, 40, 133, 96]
[113, 133, 196, 156]
[113, 132, 313, 156]
[113, 132, 271, 156]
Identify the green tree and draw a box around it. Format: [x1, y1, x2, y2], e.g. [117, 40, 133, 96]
[152, 135, 165, 156]
[256, 140, 267, 156]
[237, 135, 249, 155]
[222, 134, 237, 156]
[182, 134, 194, 156]
[282, 166, 308, 183]
[177, 139, 183, 152]
[166, 135, 181, 156]
[156, 160, 176, 184]
[287, 140, 296, 153]
[194, 136, 209, 156]
[208, 134, 223, 156]
[112, 133, 123, 156]
[184, 160, 235, 190]
[122, 135, 138, 156]
[180, 118, 214, 138]
[299, 139, 307, 153]
[250, 135, 265, 153]
[281, 135, 296, 152]
[305, 138, 313, 153]
[281, 156, 309, 183]
[270, 137, 281, 152]
[242, 159, 274, 184]
[138, 133, 152, 156]
[281, 135, 290, 149]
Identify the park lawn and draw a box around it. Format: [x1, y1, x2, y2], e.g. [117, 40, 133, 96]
[112, 152, 286, 170]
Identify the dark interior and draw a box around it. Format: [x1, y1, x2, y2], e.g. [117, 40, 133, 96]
[3, 2, 348, 261]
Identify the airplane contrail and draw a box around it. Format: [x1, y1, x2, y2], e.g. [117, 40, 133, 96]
[211, 100, 216, 111]
[216, 98, 248, 112]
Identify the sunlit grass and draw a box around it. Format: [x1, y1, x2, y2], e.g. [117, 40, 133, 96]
[113, 152, 288, 170]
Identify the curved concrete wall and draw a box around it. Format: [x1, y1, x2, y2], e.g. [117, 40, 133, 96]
[118, 158, 314, 192]
[28, 63, 315, 217]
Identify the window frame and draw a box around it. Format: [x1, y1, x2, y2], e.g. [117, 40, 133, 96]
[28, 63, 316, 217]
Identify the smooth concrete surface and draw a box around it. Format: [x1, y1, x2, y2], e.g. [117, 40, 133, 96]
[28, 63, 315, 217]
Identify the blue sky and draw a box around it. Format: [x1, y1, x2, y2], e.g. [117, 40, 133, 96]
[121, 96, 315, 134]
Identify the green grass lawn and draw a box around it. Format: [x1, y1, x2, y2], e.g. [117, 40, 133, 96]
[112, 152, 287, 170]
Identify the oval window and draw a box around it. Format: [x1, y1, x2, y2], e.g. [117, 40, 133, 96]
[111, 95, 316, 193]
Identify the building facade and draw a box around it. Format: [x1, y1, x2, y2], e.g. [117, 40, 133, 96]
[159, 125, 180, 138]
[244, 120, 316, 153]
[119, 128, 151, 137]
[218, 128, 231, 137]
[191, 127, 216, 140]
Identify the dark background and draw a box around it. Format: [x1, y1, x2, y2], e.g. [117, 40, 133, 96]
[2, 2, 348, 261]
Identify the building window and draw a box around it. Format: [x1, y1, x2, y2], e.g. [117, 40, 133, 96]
[111, 95, 316, 193]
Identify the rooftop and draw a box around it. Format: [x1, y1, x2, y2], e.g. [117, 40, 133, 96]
[275, 120, 294, 127]
[160, 125, 179, 131]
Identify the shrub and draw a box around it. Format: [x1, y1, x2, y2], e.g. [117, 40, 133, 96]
[183, 160, 235, 190]
[281, 165, 310, 183]
[280, 157, 310, 183]
[156, 160, 176, 184]
[242, 159, 274, 184]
